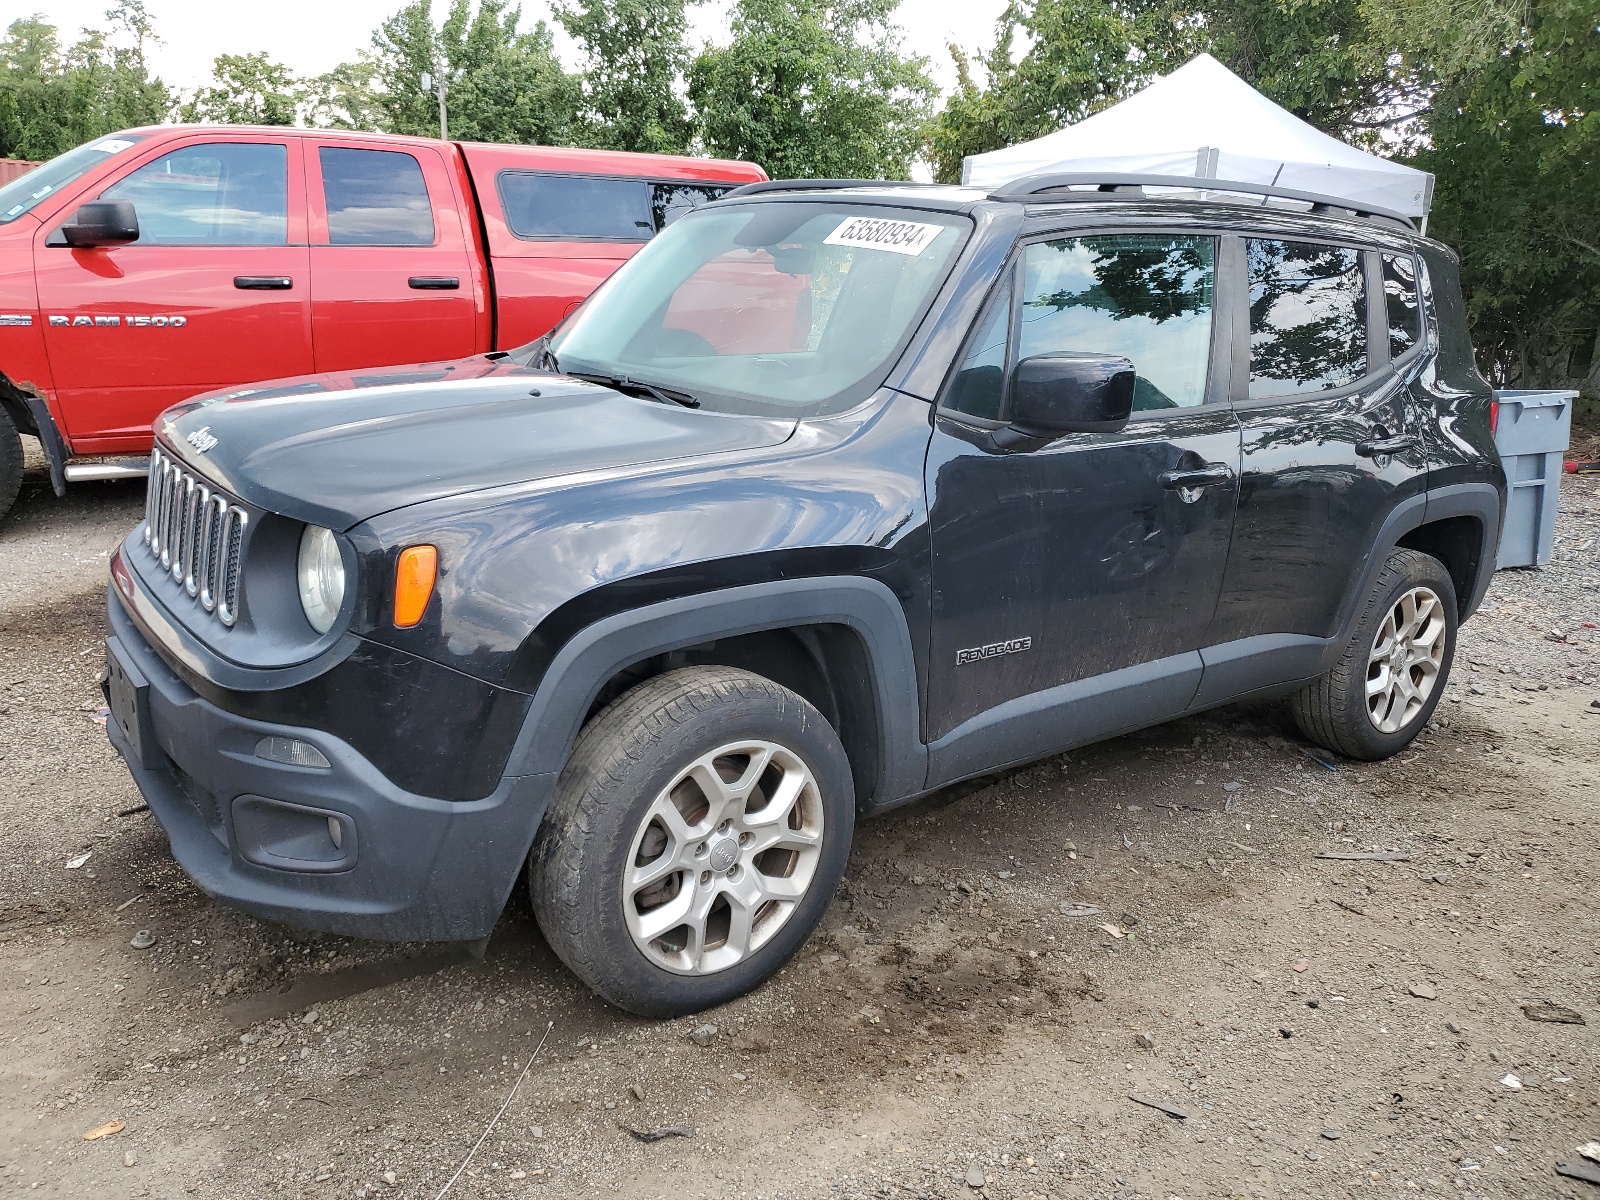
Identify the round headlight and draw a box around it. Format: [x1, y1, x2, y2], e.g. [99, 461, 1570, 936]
[297, 525, 346, 635]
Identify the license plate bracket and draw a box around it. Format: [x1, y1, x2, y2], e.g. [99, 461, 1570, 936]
[104, 637, 154, 770]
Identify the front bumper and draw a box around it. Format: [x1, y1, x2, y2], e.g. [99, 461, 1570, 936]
[105, 589, 553, 942]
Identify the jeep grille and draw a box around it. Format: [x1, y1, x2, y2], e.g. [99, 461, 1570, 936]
[142, 447, 248, 627]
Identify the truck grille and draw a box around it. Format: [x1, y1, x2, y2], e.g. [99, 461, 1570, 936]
[142, 447, 248, 627]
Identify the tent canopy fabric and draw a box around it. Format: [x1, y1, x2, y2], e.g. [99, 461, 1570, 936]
[962, 54, 1433, 220]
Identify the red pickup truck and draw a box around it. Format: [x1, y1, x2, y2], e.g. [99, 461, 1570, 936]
[0, 126, 765, 519]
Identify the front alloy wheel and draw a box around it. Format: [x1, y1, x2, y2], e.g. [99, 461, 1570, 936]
[624, 740, 825, 975]
[531, 666, 854, 1017]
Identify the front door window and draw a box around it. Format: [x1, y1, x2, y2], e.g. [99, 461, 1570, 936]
[101, 143, 288, 245]
[1020, 234, 1216, 410]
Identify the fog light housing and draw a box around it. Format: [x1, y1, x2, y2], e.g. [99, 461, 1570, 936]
[255, 736, 331, 769]
[232, 795, 356, 873]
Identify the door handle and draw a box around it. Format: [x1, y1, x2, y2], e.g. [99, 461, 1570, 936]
[1355, 434, 1415, 457]
[234, 276, 293, 290]
[1159, 463, 1234, 490]
[408, 276, 460, 290]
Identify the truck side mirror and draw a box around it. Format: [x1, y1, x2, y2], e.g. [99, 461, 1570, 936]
[1009, 353, 1136, 436]
[56, 200, 140, 248]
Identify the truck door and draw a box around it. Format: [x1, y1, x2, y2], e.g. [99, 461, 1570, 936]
[33, 137, 312, 451]
[305, 141, 480, 373]
[924, 231, 1240, 754]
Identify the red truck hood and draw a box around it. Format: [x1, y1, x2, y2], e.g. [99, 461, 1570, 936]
[156, 357, 797, 529]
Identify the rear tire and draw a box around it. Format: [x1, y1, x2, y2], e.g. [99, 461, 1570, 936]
[1291, 548, 1457, 760]
[0, 405, 22, 523]
[530, 665, 854, 1017]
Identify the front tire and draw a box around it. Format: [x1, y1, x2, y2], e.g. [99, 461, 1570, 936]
[530, 666, 855, 1017]
[0, 405, 23, 523]
[1291, 548, 1457, 760]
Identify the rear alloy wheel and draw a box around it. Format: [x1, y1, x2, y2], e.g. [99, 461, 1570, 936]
[1363, 585, 1448, 733]
[1292, 548, 1457, 760]
[530, 666, 853, 1017]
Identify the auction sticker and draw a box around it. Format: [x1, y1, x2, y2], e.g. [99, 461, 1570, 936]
[824, 216, 944, 256]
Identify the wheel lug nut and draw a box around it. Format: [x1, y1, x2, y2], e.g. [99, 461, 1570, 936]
[700, 870, 711, 884]
[738, 832, 751, 845]
[694, 843, 707, 857]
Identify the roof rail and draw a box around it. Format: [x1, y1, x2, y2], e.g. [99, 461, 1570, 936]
[721, 178, 926, 199]
[989, 172, 1415, 228]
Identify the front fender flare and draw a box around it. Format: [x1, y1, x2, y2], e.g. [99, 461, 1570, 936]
[502, 577, 927, 809]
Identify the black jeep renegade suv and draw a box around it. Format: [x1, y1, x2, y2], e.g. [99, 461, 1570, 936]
[103, 176, 1505, 1016]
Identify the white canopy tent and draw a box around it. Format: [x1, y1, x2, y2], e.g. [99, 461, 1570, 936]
[962, 54, 1433, 224]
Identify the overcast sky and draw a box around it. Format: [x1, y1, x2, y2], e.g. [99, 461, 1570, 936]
[26, 0, 1013, 97]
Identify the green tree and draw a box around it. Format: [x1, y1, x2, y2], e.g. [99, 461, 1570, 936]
[688, 0, 936, 179]
[557, 0, 695, 153]
[179, 52, 298, 125]
[370, 0, 579, 144]
[0, 8, 170, 159]
[300, 58, 385, 131]
[927, 0, 1198, 183]
[1418, 0, 1600, 393]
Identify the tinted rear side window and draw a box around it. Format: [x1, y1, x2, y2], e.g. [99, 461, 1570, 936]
[1247, 239, 1367, 397]
[653, 183, 729, 230]
[499, 173, 653, 240]
[1382, 253, 1422, 360]
[320, 147, 434, 246]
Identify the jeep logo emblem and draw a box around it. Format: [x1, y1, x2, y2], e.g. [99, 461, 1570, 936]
[186, 426, 218, 453]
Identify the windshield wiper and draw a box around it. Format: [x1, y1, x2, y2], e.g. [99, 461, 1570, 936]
[571, 371, 700, 409]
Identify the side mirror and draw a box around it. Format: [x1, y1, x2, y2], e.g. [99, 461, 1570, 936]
[1009, 353, 1136, 436]
[57, 200, 139, 248]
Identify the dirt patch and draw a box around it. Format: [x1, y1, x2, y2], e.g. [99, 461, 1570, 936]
[1, 476, 1597, 1200]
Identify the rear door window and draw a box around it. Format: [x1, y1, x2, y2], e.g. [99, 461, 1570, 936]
[498, 173, 653, 240]
[1246, 239, 1368, 397]
[102, 142, 287, 245]
[1382, 253, 1422, 360]
[319, 147, 434, 246]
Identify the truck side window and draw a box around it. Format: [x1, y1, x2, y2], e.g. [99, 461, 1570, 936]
[944, 279, 1012, 421]
[1382, 253, 1421, 360]
[652, 183, 729, 231]
[1247, 239, 1368, 397]
[1019, 234, 1216, 410]
[497, 173, 653, 240]
[101, 143, 287, 245]
[319, 148, 434, 246]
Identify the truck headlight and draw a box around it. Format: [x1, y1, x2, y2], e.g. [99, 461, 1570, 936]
[297, 525, 345, 634]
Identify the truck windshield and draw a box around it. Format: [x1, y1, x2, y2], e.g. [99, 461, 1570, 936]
[547, 201, 971, 418]
[0, 134, 150, 225]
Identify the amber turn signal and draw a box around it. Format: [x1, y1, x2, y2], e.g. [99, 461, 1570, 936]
[394, 545, 438, 628]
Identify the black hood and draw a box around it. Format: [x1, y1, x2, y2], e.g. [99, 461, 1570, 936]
[156, 359, 796, 530]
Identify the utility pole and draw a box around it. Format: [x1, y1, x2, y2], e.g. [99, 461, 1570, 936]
[421, 60, 448, 142]
[435, 63, 448, 142]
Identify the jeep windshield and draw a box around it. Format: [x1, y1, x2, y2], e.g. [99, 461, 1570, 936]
[543, 200, 971, 418]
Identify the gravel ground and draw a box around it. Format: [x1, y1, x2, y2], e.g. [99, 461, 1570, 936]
[1, 450, 1597, 1200]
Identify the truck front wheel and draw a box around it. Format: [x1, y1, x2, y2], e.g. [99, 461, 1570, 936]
[530, 665, 855, 1017]
[0, 404, 23, 523]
